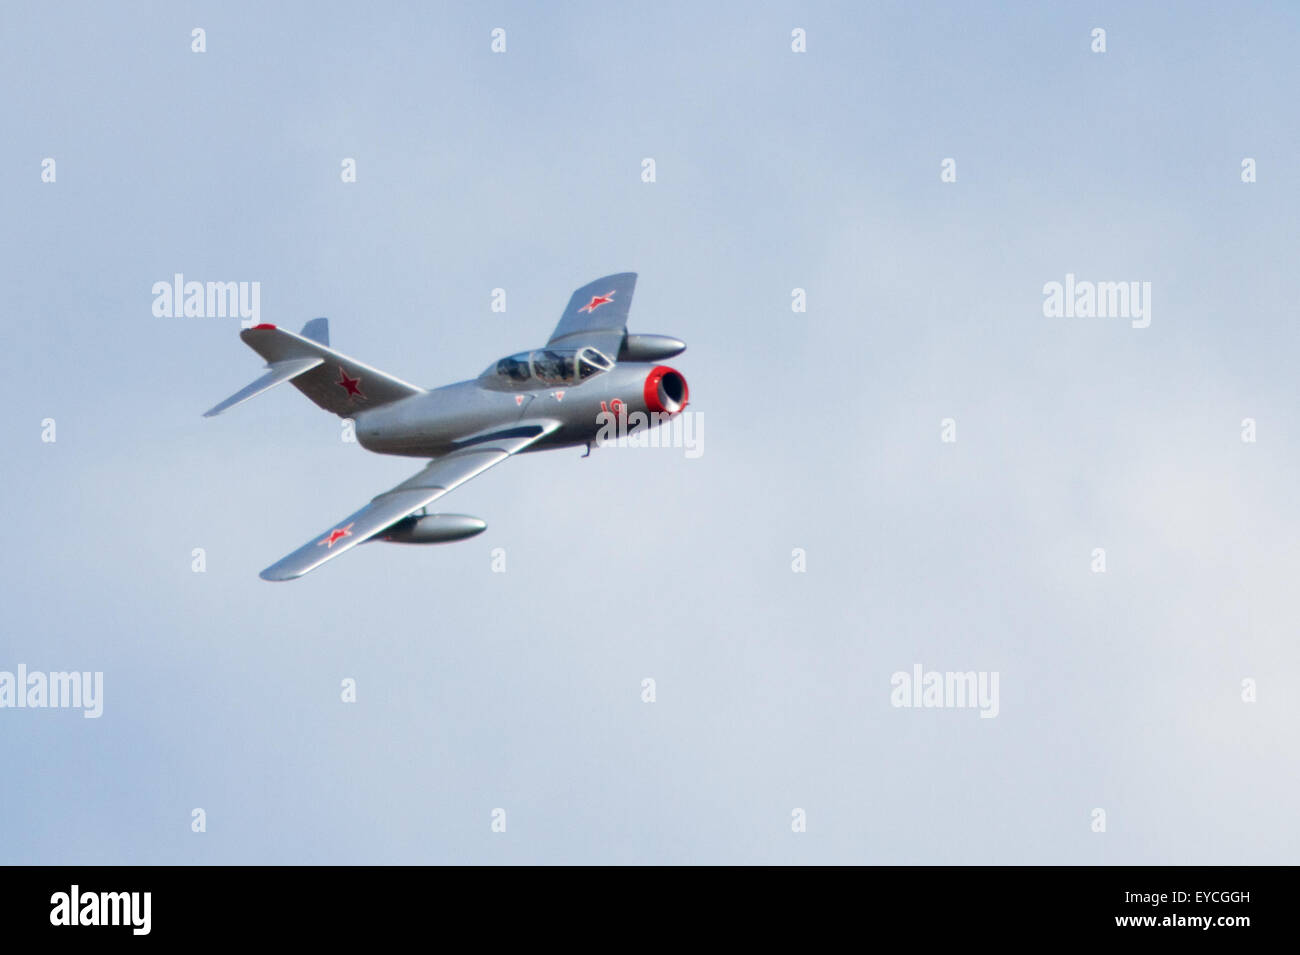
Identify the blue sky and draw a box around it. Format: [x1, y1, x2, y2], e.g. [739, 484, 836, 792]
[1, 1, 1296, 863]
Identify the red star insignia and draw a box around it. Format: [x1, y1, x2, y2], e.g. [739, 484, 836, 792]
[318, 523, 354, 548]
[578, 290, 616, 313]
[515, 395, 525, 406]
[336, 366, 364, 399]
[552, 390, 565, 401]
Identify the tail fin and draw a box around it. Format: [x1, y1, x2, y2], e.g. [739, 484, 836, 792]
[204, 319, 424, 418]
[299, 317, 329, 346]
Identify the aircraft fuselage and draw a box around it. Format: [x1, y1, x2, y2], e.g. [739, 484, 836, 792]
[355, 361, 687, 458]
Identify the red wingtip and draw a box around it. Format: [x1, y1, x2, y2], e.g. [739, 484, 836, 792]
[251, 323, 277, 330]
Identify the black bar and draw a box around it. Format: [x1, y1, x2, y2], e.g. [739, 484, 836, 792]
[0, 865, 1280, 941]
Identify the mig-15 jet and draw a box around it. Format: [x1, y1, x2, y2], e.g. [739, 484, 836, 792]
[204, 273, 688, 581]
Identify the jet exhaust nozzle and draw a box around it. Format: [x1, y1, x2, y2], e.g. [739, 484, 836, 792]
[376, 514, 487, 545]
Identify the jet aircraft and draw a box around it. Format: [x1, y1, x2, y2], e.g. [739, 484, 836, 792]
[204, 273, 688, 580]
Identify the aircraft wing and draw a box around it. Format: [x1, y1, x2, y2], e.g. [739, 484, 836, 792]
[259, 421, 560, 581]
[546, 272, 637, 356]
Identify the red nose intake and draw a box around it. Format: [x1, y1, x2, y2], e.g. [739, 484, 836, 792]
[644, 366, 689, 415]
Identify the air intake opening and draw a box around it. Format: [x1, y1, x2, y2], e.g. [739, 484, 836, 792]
[645, 366, 690, 415]
[661, 371, 686, 405]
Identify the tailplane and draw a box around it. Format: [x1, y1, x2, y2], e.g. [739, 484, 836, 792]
[203, 319, 424, 418]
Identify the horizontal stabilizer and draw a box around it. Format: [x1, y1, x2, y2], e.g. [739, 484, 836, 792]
[203, 357, 323, 417]
[236, 322, 424, 417]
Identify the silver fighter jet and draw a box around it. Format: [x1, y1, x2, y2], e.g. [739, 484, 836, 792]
[204, 273, 688, 581]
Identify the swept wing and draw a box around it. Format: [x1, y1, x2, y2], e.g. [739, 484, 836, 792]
[259, 421, 559, 581]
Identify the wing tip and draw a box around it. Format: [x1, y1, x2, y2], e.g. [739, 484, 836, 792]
[259, 566, 298, 582]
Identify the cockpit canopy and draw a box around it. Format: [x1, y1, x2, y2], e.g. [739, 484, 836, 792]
[481, 346, 613, 389]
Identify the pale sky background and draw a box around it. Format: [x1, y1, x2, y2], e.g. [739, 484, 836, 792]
[1, 1, 1297, 864]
